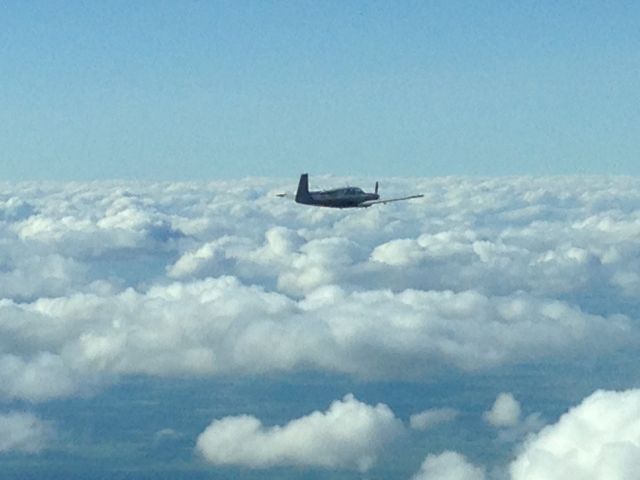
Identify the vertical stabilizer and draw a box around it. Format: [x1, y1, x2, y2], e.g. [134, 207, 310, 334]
[295, 174, 313, 204]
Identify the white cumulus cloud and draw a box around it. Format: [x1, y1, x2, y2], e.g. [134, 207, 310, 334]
[411, 451, 486, 480]
[196, 394, 404, 471]
[484, 393, 521, 428]
[510, 389, 640, 480]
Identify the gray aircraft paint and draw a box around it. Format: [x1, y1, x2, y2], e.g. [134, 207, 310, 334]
[294, 173, 422, 208]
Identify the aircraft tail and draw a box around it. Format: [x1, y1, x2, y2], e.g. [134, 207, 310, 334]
[374, 181, 379, 195]
[295, 174, 313, 204]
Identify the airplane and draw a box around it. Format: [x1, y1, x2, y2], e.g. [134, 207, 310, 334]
[277, 173, 424, 208]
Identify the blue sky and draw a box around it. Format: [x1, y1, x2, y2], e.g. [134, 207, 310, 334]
[2, 1, 638, 180]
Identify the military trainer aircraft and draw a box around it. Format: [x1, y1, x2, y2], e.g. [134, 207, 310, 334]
[278, 173, 423, 208]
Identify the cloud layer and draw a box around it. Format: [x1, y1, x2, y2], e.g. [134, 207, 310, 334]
[0, 278, 633, 401]
[0, 177, 639, 402]
[1, 177, 640, 477]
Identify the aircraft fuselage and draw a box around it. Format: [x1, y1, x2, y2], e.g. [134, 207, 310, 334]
[305, 188, 379, 208]
[295, 174, 379, 208]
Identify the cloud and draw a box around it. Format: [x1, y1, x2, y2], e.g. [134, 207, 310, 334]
[0, 412, 52, 453]
[0, 197, 36, 222]
[411, 451, 486, 480]
[196, 394, 404, 471]
[3, 177, 640, 307]
[0, 353, 81, 402]
[484, 393, 521, 428]
[167, 236, 254, 279]
[0, 177, 637, 403]
[157, 176, 640, 307]
[410, 407, 459, 430]
[510, 389, 640, 480]
[0, 177, 639, 476]
[0, 254, 88, 301]
[483, 393, 546, 444]
[0, 275, 634, 402]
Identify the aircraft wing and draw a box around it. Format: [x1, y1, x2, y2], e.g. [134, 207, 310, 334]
[359, 194, 424, 207]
